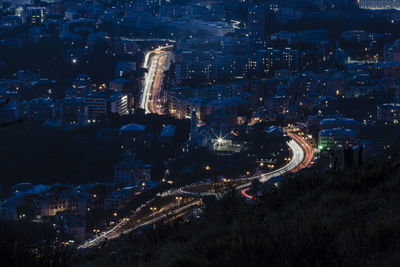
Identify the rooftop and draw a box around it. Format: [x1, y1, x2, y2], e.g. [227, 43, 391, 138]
[120, 123, 146, 132]
[320, 117, 360, 126]
[319, 128, 356, 137]
[113, 160, 150, 170]
[380, 103, 400, 108]
[160, 125, 176, 137]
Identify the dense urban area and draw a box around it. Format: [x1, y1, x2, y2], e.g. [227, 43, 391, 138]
[1, 0, 400, 266]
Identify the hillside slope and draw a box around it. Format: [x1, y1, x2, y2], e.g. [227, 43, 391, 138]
[75, 152, 400, 267]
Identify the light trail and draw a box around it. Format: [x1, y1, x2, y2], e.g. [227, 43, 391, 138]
[79, 199, 201, 249]
[139, 46, 173, 114]
[78, 133, 314, 249]
[140, 52, 162, 113]
[142, 51, 152, 68]
[179, 135, 306, 196]
[231, 20, 241, 29]
[288, 133, 314, 173]
[240, 133, 314, 200]
[241, 188, 255, 200]
[79, 46, 177, 249]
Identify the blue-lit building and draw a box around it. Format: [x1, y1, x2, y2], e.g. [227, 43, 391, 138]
[318, 128, 357, 150]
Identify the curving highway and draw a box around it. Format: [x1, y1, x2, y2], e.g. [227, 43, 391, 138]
[79, 198, 202, 249]
[79, 42, 316, 248]
[179, 133, 314, 196]
[239, 133, 315, 200]
[288, 132, 314, 173]
[79, 132, 314, 249]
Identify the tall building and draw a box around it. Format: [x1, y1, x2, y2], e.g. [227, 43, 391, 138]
[248, 6, 267, 52]
[58, 97, 88, 126]
[377, 103, 400, 123]
[256, 48, 299, 74]
[23, 6, 47, 24]
[384, 39, 400, 62]
[113, 160, 151, 186]
[84, 90, 129, 119]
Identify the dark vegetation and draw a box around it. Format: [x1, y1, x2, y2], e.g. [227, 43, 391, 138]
[0, 221, 71, 267]
[0, 111, 190, 192]
[0, 109, 291, 195]
[67, 148, 400, 267]
[0, 120, 121, 192]
[1, 129, 400, 266]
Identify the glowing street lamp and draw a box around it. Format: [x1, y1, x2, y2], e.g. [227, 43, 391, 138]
[150, 207, 157, 213]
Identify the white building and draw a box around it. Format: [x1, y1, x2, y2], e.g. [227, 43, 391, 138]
[84, 90, 128, 118]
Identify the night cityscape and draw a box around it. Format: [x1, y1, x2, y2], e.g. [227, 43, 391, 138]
[1, 0, 400, 266]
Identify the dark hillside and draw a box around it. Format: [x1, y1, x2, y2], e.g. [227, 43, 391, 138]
[74, 152, 400, 267]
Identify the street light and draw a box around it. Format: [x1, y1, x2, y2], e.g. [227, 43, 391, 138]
[175, 196, 183, 204]
[205, 165, 211, 171]
[150, 207, 157, 213]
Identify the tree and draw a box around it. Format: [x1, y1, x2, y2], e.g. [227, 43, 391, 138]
[358, 145, 364, 167]
[0, 98, 23, 128]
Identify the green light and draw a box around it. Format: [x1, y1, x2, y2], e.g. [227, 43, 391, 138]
[318, 145, 324, 150]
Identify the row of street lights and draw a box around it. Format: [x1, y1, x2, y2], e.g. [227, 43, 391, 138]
[259, 162, 275, 168]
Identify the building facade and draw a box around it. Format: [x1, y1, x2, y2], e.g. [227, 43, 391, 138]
[377, 103, 400, 123]
[113, 160, 151, 186]
[318, 128, 357, 150]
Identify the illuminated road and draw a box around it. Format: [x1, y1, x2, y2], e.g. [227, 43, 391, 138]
[288, 132, 314, 173]
[258, 138, 304, 183]
[140, 52, 162, 113]
[79, 132, 314, 249]
[179, 132, 314, 198]
[79, 46, 176, 249]
[81, 43, 315, 247]
[240, 133, 315, 199]
[140, 46, 173, 114]
[79, 198, 201, 249]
